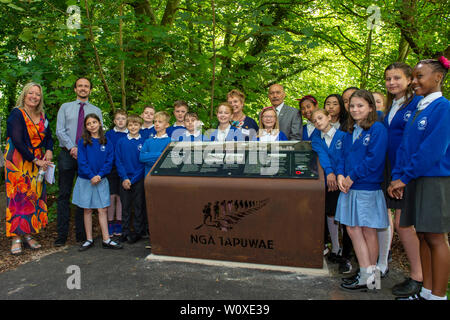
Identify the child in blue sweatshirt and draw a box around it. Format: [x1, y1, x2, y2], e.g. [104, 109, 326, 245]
[335, 90, 388, 292]
[297, 95, 319, 141]
[382, 62, 423, 297]
[140, 105, 157, 139]
[311, 109, 346, 263]
[105, 109, 128, 237]
[389, 57, 450, 301]
[72, 114, 122, 251]
[207, 102, 243, 141]
[166, 100, 187, 138]
[139, 111, 172, 176]
[176, 112, 204, 142]
[115, 114, 146, 244]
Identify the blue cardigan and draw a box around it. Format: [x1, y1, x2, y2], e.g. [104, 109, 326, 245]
[6, 108, 54, 162]
[311, 129, 346, 178]
[207, 126, 244, 141]
[383, 95, 422, 170]
[302, 124, 318, 142]
[115, 135, 146, 184]
[392, 96, 450, 184]
[139, 136, 172, 176]
[77, 137, 114, 180]
[337, 121, 388, 190]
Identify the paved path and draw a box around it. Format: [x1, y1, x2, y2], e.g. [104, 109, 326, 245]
[0, 238, 405, 300]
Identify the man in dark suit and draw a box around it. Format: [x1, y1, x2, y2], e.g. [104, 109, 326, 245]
[268, 84, 302, 140]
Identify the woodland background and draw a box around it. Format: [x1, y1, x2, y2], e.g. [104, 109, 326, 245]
[0, 1, 449, 284]
[0, 0, 448, 130]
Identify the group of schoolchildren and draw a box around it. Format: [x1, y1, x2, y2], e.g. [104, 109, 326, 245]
[71, 56, 449, 300]
[302, 57, 449, 300]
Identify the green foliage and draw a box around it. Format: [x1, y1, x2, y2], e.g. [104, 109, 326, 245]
[0, 0, 448, 132]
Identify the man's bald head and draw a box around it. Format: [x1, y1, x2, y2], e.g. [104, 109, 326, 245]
[268, 84, 286, 107]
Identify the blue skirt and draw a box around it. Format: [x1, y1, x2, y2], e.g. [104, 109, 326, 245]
[72, 177, 111, 209]
[335, 189, 389, 228]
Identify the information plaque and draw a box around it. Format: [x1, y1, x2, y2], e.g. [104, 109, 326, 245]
[145, 141, 325, 269]
[152, 141, 319, 179]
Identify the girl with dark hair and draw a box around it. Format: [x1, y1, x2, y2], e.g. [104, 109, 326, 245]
[72, 113, 122, 251]
[382, 62, 423, 297]
[389, 56, 450, 300]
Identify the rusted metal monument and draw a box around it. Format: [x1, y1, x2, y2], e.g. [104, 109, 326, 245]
[145, 141, 325, 269]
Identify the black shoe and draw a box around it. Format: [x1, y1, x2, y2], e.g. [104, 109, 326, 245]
[342, 268, 360, 284]
[78, 240, 94, 252]
[54, 238, 67, 247]
[338, 258, 353, 274]
[392, 277, 422, 297]
[118, 234, 128, 243]
[327, 252, 340, 264]
[340, 278, 372, 292]
[395, 293, 426, 300]
[102, 240, 123, 249]
[127, 234, 141, 244]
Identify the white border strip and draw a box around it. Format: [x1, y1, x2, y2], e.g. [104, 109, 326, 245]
[145, 254, 330, 276]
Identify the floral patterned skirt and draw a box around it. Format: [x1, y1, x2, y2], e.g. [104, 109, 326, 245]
[4, 138, 48, 237]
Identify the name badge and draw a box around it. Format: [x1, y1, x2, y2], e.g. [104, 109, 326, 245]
[241, 129, 250, 136]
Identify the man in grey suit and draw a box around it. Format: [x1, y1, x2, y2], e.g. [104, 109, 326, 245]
[268, 84, 302, 140]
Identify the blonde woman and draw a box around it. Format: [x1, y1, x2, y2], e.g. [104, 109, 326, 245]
[4, 82, 54, 255]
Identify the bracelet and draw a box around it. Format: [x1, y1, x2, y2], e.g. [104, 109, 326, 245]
[32, 158, 38, 164]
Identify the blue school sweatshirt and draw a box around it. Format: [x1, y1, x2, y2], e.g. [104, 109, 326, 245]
[115, 135, 146, 184]
[311, 128, 347, 177]
[302, 123, 318, 141]
[140, 126, 157, 140]
[177, 131, 205, 142]
[139, 135, 172, 176]
[392, 96, 450, 184]
[383, 95, 422, 170]
[166, 125, 186, 139]
[105, 129, 128, 166]
[337, 121, 388, 190]
[207, 126, 244, 141]
[252, 131, 288, 141]
[77, 137, 114, 180]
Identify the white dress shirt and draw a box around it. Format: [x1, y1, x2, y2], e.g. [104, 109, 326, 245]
[417, 92, 442, 111]
[321, 126, 337, 148]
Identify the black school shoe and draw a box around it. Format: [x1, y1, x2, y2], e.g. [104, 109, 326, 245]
[340, 277, 378, 292]
[392, 277, 422, 297]
[127, 233, 142, 244]
[342, 268, 360, 284]
[79, 240, 94, 252]
[395, 293, 426, 300]
[102, 239, 123, 249]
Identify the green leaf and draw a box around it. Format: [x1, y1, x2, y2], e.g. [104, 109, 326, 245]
[19, 28, 34, 41]
[7, 3, 24, 11]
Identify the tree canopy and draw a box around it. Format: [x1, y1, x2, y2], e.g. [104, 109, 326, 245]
[0, 0, 449, 132]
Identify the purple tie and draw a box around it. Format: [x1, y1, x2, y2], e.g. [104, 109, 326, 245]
[75, 102, 85, 144]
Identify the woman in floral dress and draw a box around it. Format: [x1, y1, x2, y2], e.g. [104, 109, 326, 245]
[4, 82, 54, 255]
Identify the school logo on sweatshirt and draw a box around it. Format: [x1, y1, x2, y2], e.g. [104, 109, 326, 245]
[138, 144, 143, 151]
[100, 145, 106, 152]
[335, 140, 343, 150]
[417, 117, 427, 130]
[403, 111, 412, 122]
[363, 134, 371, 146]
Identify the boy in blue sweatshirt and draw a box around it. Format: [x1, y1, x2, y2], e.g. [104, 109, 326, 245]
[115, 114, 146, 244]
[166, 100, 187, 138]
[140, 105, 157, 139]
[140, 111, 172, 176]
[105, 109, 128, 237]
